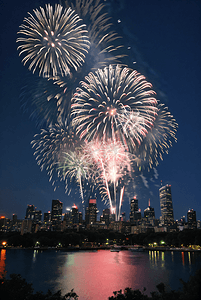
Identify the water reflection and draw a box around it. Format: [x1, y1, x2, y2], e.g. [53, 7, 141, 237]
[0, 249, 6, 279]
[188, 252, 191, 265]
[54, 250, 158, 299]
[149, 250, 165, 268]
[3, 249, 201, 300]
[148, 250, 197, 270]
[171, 251, 174, 262]
[32, 250, 38, 263]
[181, 252, 185, 266]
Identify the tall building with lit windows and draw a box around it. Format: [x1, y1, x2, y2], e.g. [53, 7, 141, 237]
[25, 205, 35, 220]
[159, 184, 174, 226]
[187, 209, 197, 230]
[85, 198, 97, 225]
[100, 208, 110, 226]
[51, 200, 63, 228]
[71, 204, 79, 224]
[144, 199, 155, 220]
[130, 196, 141, 223]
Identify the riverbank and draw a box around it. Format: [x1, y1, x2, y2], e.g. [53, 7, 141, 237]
[1, 245, 201, 252]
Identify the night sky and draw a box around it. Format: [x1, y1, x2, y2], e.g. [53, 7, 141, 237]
[0, 0, 201, 221]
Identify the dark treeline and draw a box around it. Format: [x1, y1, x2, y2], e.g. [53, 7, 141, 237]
[1, 229, 201, 248]
[1, 268, 201, 299]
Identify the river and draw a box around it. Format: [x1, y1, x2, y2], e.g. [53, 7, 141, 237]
[1, 248, 201, 299]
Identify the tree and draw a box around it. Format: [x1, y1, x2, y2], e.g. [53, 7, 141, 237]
[0, 274, 79, 300]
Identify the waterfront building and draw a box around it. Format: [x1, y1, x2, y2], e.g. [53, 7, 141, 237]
[144, 200, 155, 219]
[34, 210, 42, 223]
[85, 198, 97, 225]
[79, 212, 83, 224]
[42, 211, 51, 230]
[12, 214, 17, 223]
[130, 196, 141, 223]
[120, 212, 126, 222]
[11, 219, 22, 232]
[187, 209, 197, 230]
[159, 184, 174, 226]
[44, 212, 51, 223]
[25, 205, 35, 220]
[110, 213, 115, 223]
[51, 200, 63, 229]
[63, 209, 72, 224]
[71, 204, 79, 224]
[143, 200, 155, 228]
[100, 208, 110, 226]
[21, 219, 32, 235]
[0, 217, 12, 232]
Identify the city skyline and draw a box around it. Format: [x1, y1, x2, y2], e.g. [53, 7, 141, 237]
[0, 0, 201, 221]
[3, 184, 199, 225]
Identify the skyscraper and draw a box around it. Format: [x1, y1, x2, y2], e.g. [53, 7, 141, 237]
[44, 211, 51, 223]
[85, 198, 97, 225]
[71, 204, 79, 224]
[159, 184, 174, 226]
[25, 205, 35, 220]
[63, 209, 72, 224]
[34, 210, 42, 223]
[130, 196, 141, 223]
[187, 209, 197, 230]
[51, 200, 63, 228]
[144, 199, 155, 219]
[100, 208, 110, 226]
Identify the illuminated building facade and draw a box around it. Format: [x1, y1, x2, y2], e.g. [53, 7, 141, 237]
[12, 214, 17, 223]
[85, 198, 97, 225]
[51, 200, 63, 228]
[120, 212, 126, 222]
[44, 212, 51, 223]
[21, 219, 32, 235]
[34, 210, 42, 223]
[25, 205, 35, 220]
[71, 205, 79, 224]
[144, 200, 155, 220]
[100, 208, 110, 226]
[159, 184, 174, 226]
[79, 212, 83, 224]
[130, 196, 141, 223]
[187, 209, 197, 230]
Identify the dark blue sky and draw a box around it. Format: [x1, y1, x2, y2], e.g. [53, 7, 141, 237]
[0, 0, 201, 221]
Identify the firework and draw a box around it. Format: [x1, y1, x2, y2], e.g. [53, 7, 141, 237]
[71, 64, 158, 150]
[134, 103, 178, 170]
[83, 138, 132, 220]
[31, 121, 79, 191]
[20, 0, 127, 126]
[58, 148, 90, 211]
[17, 4, 90, 77]
[20, 76, 66, 127]
[64, 0, 126, 68]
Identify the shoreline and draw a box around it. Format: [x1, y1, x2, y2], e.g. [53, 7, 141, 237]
[1, 245, 201, 252]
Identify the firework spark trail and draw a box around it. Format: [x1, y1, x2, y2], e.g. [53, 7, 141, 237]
[118, 185, 125, 221]
[20, 76, 67, 128]
[64, 0, 126, 67]
[19, 0, 127, 127]
[134, 103, 178, 170]
[71, 64, 158, 150]
[17, 4, 90, 77]
[84, 139, 114, 210]
[31, 121, 80, 191]
[58, 149, 89, 204]
[83, 138, 132, 220]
